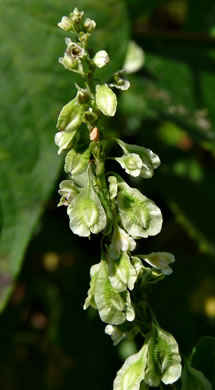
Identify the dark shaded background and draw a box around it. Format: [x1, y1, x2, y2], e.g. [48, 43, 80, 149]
[0, 0, 215, 389]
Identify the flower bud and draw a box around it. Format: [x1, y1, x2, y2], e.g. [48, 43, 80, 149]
[54, 131, 78, 155]
[93, 50, 109, 68]
[83, 18, 96, 33]
[76, 85, 90, 104]
[109, 225, 136, 260]
[69, 8, 84, 25]
[96, 84, 117, 117]
[58, 16, 73, 31]
[78, 32, 89, 46]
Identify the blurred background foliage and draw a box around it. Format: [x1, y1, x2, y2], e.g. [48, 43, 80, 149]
[0, 0, 215, 388]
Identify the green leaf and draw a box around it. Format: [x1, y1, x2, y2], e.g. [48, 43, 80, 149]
[64, 144, 90, 175]
[117, 181, 163, 239]
[181, 359, 212, 390]
[96, 84, 117, 116]
[94, 259, 128, 325]
[109, 251, 137, 292]
[113, 343, 148, 390]
[191, 337, 215, 387]
[56, 98, 84, 131]
[0, 0, 74, 311]
[144, 324, 182, 387]
[67, 174, 106, 237]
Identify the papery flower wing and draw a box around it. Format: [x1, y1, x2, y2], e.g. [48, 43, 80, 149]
[67, 180, 106, 237]
[118, 182, 162, 239]
[109, 251, 137, 292]
[116, 139, 160, 178]
[108, 176, 118, 199]
[57, 98, 84, 132]
[139, 252, 175, 275]
[94, 259, 127, 325]
[115, 154, 142, 177]
[113, 343, 148, 390]
[144, 324, 182, 387]
[64, 144, 90, 175]
[109, 225, 136, 260]
[83, 262, 101, 310]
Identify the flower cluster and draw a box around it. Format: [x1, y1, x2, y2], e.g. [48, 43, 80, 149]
[55, 8, 181, 389]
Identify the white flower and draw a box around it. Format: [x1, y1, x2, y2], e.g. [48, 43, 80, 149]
[83, 18, 96, 33]
[109, 225, 136, 260]
[140, 252, 175, 275]
[93, 50, 109, 68]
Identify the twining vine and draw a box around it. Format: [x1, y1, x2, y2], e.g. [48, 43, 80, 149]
[55, 8, 182, 389]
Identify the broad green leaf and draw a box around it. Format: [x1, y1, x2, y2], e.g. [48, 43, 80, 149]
[144, 324, 182, 387]
[117, 181, 163, 239]
[181, 359, 212, 390]
[113, 343, 148, 390]
[64, 144, 90, 175]
[109, 252, 137, 292]
[116, 139, 160, 179]
[94, 259, 128, 325]
[67, 175, 106, 237]
[56, 98, 84, 131]
[96, 84, 117, 116]
[0, 0, 77, 311]
[109, 225, 136, 260]
[191, 337, 215, 387]
[83, 262, 100, 310]
[138, 252, 175, 275]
